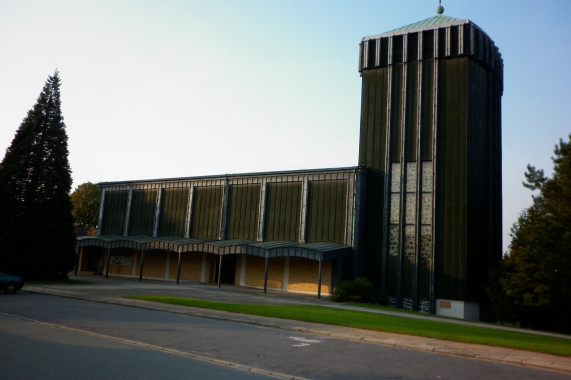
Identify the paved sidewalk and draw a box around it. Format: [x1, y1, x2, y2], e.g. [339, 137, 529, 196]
[23, 274, 571, 375]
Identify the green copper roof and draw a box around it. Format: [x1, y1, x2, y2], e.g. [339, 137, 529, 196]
[387, 15, 464, 33]
[363, 14, 474, 41]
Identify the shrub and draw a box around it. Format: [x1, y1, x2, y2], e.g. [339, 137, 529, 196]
[331, 277, 387, 305]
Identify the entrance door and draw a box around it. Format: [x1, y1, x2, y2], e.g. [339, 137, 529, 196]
[216, 255, 237, 285]
[84, 248, 100, 273]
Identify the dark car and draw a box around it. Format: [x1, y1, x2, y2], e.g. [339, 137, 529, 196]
[0, 273, 24, 293]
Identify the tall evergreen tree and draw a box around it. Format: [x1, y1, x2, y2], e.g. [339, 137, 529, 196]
[0, 71, 76, 280]
[489, 134, 571, 331]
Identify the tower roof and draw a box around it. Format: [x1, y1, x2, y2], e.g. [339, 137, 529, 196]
[358, 13, 503, 88]
[363, 14, 481, 41]
[388, 14, 464, 33]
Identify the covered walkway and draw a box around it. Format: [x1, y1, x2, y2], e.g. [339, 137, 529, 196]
[76, 235, 353, 298]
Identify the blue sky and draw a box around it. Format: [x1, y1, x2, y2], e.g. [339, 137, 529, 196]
[1, 0, 570, 253]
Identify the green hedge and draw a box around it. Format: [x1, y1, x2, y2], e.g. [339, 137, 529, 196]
[331, 277, 387, 305]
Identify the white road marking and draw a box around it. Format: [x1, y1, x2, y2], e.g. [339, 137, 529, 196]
[289, 336, 322, 347]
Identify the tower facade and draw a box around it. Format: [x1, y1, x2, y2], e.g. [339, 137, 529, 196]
[358, 15, 503, 318]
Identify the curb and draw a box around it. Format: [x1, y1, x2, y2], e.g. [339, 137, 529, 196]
[24, 286, 571, 375]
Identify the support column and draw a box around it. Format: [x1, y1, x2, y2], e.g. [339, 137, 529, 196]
[412, 59, 424, 311]
[317, 260, 323, 299]
[123, 188, 133, 236]
[299, 177, 309, 243]
[283, 257, 290, 291]
[185, 186, 194, 238]
[217, 255, 223, 288]
[381, 64, 394, 293]
[239, 255, 247, 286]
[152, 187, 163, 237]
[396, 57, 408, 309]
[263, 257, 269, 294]
[74, 247, 80, 276]
[429, 53, 439, 314]
[97, 190, 106, 236]
[105, 248, 111, 279]
[139, 250, 145, 281]
[176, 252, 182, 284]
[200, 253, 207, 283]
[220, 179, 230, 240]
[256, 179, 267, 242]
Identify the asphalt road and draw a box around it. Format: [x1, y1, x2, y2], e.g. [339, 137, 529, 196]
[1, 292, 568, 380]
[0, 313, 272, 380]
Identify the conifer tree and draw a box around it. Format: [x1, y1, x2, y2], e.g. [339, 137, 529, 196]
[0, 71, 76, 280]
[489, 134, 571, 332]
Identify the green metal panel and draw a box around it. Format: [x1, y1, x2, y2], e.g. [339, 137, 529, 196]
[405, 62, 419, 162]
[418, 258, 431, 299]
[158, 188, 189, 237]
[402, 257, 415, 298]
[265, 182, 301, 242]
[367, 69, 378, 167]
[129, 189, 157, 236]
[407, 33, 419, 61]
[386, 255, 399, 296]
[375, 68, 389, 170]
[306, 180, 347, 244]
[390, 64, 403, 162]
[421, 60, 434, 160]
[358, 66, 390, 287]
[358, 70, 371, 166]
[227, 184, 260, 240]
[358, 69, 389, 171]
[361, 169, 385, 286]
[465, 58, 503, 301]
[436, 57, 469, 300]
[100, 190, 128, 235]
[191, 186, 222, 239]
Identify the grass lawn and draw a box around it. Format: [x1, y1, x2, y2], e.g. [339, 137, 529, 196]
[126, 295, 571, 357]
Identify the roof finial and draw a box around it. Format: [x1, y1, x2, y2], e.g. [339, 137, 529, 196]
[436, 0, 444, 15]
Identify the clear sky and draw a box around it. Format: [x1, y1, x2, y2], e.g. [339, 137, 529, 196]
[1, 0, 570, 253]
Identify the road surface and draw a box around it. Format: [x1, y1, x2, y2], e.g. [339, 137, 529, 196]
[1, 292, 568, 379]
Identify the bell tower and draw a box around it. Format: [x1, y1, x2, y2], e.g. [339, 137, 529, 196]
[358, 8, 503, 318]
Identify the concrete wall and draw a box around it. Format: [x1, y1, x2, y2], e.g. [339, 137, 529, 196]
[436, 299, 480, 320]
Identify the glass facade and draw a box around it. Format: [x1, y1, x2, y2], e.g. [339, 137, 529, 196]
[388, 161, 432, 259]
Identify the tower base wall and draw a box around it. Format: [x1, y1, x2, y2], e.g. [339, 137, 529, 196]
[436, 299, 479, 320]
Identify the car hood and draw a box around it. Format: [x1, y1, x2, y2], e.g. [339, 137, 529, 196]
[1, 274, 23, 281]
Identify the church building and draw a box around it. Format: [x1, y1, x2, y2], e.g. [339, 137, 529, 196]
[77, 9, 503, 320]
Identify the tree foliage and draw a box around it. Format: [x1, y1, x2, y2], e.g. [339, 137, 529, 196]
[71, 182, 100, 234]
[331, 277, 387, 305]
[0, 72, 76, 280]
[489, 135, 571, 332]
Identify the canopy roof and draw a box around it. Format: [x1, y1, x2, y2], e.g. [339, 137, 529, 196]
[77, 235, 353, 262]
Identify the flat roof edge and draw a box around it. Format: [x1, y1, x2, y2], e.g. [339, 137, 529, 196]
[97, 166, 363, 186]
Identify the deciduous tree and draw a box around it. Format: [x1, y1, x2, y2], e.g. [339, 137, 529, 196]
[71, 182, 100, 235]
